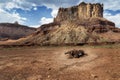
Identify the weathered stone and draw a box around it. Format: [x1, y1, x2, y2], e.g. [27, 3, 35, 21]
[65, 50, 85, 58]
[54, 2, 103, 22]
[1, 2, 120, 46]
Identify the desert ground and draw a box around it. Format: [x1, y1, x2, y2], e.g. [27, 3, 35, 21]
[0, 45, 120, 80]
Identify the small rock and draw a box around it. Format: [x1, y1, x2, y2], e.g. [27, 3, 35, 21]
[91, 74, 98, 78]
[65, 49, 86, 58]
[27, 75, 42, 80]
[48, 75, 50, 78]
[48, 68, 51, 70]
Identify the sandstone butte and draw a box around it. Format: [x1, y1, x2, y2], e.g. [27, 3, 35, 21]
[0, 2, 120, 46]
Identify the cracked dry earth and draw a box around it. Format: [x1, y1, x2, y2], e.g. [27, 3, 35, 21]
[0, 46, 120, 80]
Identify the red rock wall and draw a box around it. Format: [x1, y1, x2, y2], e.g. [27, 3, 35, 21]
[54, 2, 103, 22]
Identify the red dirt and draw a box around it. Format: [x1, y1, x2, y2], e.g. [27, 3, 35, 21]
[0, 46, 119, 80]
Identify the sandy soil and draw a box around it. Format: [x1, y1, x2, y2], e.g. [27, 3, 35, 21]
[0, 46, 120, 80]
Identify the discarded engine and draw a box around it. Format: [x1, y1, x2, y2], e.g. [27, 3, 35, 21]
[65, 49, 85, 58]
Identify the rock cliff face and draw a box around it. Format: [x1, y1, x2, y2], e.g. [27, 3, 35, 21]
[54, 2, 103, 22]
[53, 2, 118, 34]
[0, 2, 120, 46]
[0, 23, 36, 40]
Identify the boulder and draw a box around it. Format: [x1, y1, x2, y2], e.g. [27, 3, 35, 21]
[65, 49, 85, 58]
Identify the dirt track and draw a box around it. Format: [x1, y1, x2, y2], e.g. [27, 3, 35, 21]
[0, 46, 120, 80]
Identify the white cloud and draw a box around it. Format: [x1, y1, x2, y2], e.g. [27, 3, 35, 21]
[4, 2, 18, 10]
[78, 0, 120, 10]
[0, 9, 27, 24]
[25, 0, 120, 11]
[0, 1, 77, 18]
[51, 9, 58, 18]
[30, 25, 40, 28]
[40, 17, 53, 25]
[1, 0, 120, 11]
[0, 0, 36, 11]
[33, 7, 37, 11]
[104, 12, 120, 27]
[0, 0, 120, 28]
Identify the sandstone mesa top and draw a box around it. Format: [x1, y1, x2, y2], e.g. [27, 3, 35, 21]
[54, 2, 103, 22]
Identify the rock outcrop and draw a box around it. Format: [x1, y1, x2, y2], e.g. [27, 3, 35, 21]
[65, 49, 85, 58]
[54, 2, 103, 22]
[54, 2, 119, 34]
[0, 2, 120, 46]
[0, 23, 36, 40]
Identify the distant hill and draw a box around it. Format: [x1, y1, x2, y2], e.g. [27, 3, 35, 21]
[0, 23, 36, 40]
[0, 2, 120, 46]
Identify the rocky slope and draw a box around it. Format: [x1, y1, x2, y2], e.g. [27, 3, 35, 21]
[0, 2, 120, 46]
[0, 23, 36, 40]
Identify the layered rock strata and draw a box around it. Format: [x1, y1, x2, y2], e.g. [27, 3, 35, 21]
[0, 2, 120, 46]
[54, 2, 103, 22]
[0, 23, 36, 40]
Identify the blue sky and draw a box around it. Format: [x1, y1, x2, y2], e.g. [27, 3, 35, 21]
[0, 0, 120, 28]
[8, 6, 53, 26]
